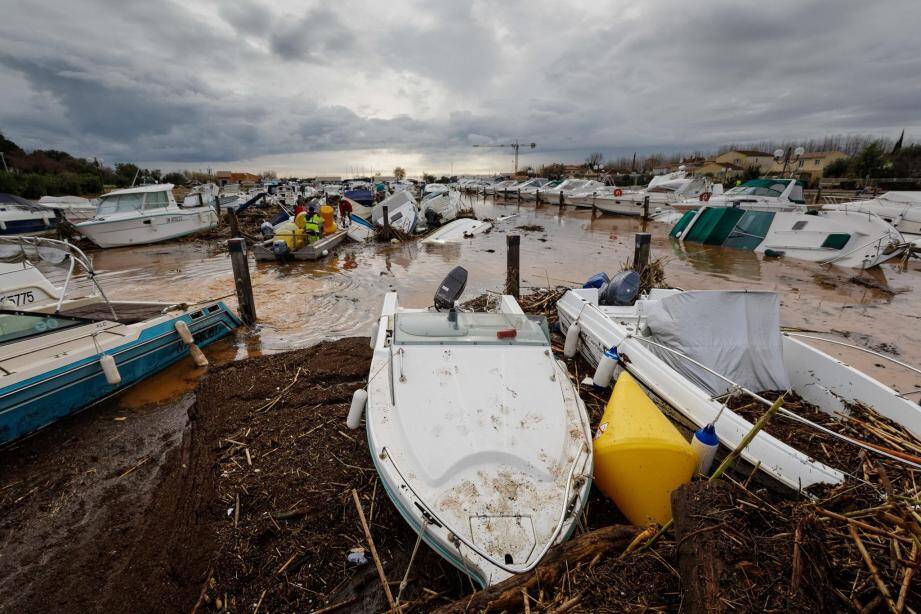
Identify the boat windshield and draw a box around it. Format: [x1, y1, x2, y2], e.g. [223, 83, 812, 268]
[393, 312, 550, 346]
[0, 311, 86, 345]
[725, 181, 789, 198]
[96, 192, 147, 215]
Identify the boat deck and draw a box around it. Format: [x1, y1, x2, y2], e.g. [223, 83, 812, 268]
[59, 302, 169, 324]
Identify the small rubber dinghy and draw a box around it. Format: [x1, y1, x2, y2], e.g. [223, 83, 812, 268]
[360, 267, 593, 586]
[558, 286, 921, 492]
[593, 371, 697, 526]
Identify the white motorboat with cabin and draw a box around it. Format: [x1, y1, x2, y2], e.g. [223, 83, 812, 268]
[359, 268, 593, 586]
[671, 178, 806, 213]
[75, 184, 218, 248]
[823, 191, 921, 248]
[419, 188, 461, 228]
[538, 179, 596, 204]
[593, 172, 716, 216]
[557, 286, 921, 492]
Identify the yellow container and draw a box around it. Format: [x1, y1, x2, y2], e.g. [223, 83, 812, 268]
[320, 204, 337, 234]
[275, 222, 303, 250]
[294, 211, 308, 229]
[593, 372, 698, 526]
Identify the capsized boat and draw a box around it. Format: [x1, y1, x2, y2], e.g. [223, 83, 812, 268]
[558, 287, 921, 491]
[593, 371, 697, 525]
[670, 206, 906, 268]
[419, 188, 461, 228]
[371, 191, 418, 235]
[362, 268, 593, 586]
[76, 184, 218, 248]
[346, 214, 374, 242]
[421, 218, 492, 244]
[0, 237, 241, 445]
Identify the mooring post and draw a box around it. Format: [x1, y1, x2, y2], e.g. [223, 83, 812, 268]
[228, 210, 241, 238]
[382, 205, 390, 240]
[517, 188, 522, 203]
[535, 189, 541, 204]
[814, 184, 823, 205]
[633, 232, 651, 276]
[506, 234, 520, 299]
[643, 195, 650, 220]
[592, 191, 598, 215]
[228, 238, 256, 325]
[558, 190, 564, 207]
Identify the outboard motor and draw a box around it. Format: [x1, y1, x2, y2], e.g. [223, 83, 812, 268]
[598, 270, 641, 306]
[583, 272, 610, 289]
[270, 240, 291, 259]
[434, 266, 468, 312]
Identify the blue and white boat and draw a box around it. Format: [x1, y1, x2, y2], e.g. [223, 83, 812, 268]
[0, 237, 241, 445]
[0, 193, 60, 236]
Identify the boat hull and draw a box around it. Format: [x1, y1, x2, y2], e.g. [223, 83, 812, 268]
[0, 302, 240, 445]
[76, 208, 218, 248]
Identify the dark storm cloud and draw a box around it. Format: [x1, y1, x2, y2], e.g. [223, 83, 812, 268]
[0, 0, 919, 169]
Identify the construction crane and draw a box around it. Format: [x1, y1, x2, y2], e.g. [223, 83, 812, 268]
[472, 140, 536, 175]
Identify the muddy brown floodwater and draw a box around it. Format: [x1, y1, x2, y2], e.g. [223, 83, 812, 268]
[2, 195, 919, 613]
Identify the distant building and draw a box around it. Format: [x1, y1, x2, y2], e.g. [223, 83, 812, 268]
[215, 171, 261, 185]
[714, 150, 774, 172]
[695, 161, 746, 178]
[768, 151, 848, 181]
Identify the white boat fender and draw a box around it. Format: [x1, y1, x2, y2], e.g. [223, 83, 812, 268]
[369, 321, 379, 349]
[175, 320, 209, 367]
[592, 346, 621, 388]
[100, 354, 122, 385]
[347, 389, 368, 429]
[691, 423, 719, 476]
[175, 320, 195, 344]
[563, 321, 581, 358]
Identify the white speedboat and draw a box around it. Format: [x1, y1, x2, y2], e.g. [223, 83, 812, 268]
[76, 184, 218, 248]
[670, 206, 906, 268]
[0, 193, 59, 236]
[346, 214, 374, 242]
[421, 218, 492, 244]
[672, 178, 806, 213]
[371, 191, 418, 235]
[538, 179, 596, 204]
[558, 287, 921, 492]
[362, 269, 593, 586]
[419, 188, 461, 228]
[593, 173, 716, 216]
[823, 191, 921, 247]
[514, 178, 551, 200]
[36, 196, 97, 223]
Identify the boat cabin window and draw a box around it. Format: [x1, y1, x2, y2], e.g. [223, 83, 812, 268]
[0, 311, 86, 345]
[143, 191, 169, 209]
[393, 312, 550, 346]
[97, 192, 144, 215]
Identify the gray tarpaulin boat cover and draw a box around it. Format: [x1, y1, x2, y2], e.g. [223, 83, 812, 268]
[644, 291, 791, 396]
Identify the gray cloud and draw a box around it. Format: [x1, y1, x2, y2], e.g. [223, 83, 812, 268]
[0, 0, 919, 173]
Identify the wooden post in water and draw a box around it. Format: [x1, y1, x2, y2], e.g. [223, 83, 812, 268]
[382, 205, 390, 240]
[228, 238, 256, 325]
[814, 184, 823, 205]
[633, 232, 651, 276]
[535, 189, 541, 205]
[517, 188, 522, 203]
[558, 190, 564, 207]
[592, 191, 598, 215]
[506, 234, 520, 299]
[228, 210, 241, 238]
[643, 195, 650, 220]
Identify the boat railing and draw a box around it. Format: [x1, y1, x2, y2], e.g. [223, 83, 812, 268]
[379, 441, 589, 576]
[624, 332, 919, 471]
[0, 236, 117, 320]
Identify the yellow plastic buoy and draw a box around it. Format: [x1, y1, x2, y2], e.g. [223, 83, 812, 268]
[320, 204, 337, 234]
[593, 372, 698, 526]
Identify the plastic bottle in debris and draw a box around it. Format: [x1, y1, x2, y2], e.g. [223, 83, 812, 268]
[593, 346, 621, 388]
[691, 424, 719, 476]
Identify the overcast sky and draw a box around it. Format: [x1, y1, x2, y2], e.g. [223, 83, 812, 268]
[1, 0, 919, 176]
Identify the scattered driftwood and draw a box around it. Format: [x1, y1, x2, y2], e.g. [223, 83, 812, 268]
[432, 525, 638, 614]
[671, 480, 735, 614]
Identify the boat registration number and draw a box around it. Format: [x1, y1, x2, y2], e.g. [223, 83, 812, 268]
[0, 290, 36, 307]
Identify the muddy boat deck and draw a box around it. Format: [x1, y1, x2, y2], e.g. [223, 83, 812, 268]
[253, 229, 347, 261]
